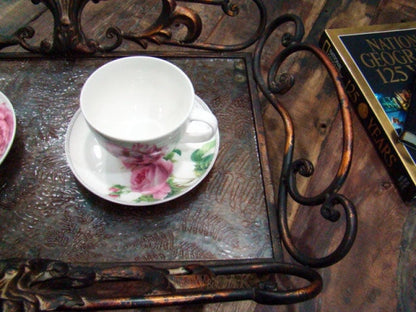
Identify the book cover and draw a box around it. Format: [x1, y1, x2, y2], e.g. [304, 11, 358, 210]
[320, 22, 416, 202]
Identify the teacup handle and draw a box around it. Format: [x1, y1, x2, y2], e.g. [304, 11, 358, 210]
[182, 109, 218, 143]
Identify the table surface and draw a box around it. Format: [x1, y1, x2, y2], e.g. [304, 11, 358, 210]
[0, 1, 415, 312]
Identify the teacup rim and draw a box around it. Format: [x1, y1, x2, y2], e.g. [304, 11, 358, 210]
[80, 56, 195, 143]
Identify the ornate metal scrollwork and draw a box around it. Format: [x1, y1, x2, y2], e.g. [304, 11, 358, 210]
[3, 0, 98, 54]
[0, 0, 266, 54]
[0, 259, 322, 311]
[253, 14, 357, 268]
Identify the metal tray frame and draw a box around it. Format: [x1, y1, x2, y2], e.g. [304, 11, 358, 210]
[0, 0, 357, 310]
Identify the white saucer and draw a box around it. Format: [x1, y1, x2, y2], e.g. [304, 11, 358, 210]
[0, 91, 16, 166]
[65, 96, 220, 206]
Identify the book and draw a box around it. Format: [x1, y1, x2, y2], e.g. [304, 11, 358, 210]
[400, 74, 416, 149]
[319, 22, 416, 202]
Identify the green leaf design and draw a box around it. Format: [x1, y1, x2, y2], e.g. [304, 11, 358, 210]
[167, 177, 184, 196]
[109, 184, 130, 197]
[195, 154, 214, 171]
[164, 149, 182, 161]
[135, 194, 156, 203]
[191, 140, 216, 161]
[191, 140, 216, 177]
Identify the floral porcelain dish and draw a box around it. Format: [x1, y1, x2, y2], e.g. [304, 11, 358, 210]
[65, 95, 220, 206]
[0, 91, 16, 165]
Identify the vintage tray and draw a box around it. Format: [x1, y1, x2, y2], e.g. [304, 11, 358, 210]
[0, 52, 279, 263]
[0, 1, 357, 311]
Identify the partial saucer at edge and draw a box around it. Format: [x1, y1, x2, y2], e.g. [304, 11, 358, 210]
[0, 91, 16, 166]
[65, 95, 220, 206]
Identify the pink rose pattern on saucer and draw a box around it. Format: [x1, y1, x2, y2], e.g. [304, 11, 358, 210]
[130, 158, 174, 199]
[109, 140, 216, 203]
[0, 102, 14, 157]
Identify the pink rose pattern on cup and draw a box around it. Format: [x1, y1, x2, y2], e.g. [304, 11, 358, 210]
[0, 102, 14, 157]
[105, 142, 166, 167]
[106, 142, 174, 200]
[109, 140, 216, 203]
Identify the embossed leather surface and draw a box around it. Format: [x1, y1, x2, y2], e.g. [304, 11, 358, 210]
[0, 56, 276, 263]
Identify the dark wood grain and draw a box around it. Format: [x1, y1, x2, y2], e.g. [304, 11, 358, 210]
[0, 0, 415, 311]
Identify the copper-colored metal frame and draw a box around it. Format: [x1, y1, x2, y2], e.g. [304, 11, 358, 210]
[0, 0, 357, 310]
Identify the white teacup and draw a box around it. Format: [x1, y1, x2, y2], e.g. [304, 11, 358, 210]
[80, 56, 217, 167]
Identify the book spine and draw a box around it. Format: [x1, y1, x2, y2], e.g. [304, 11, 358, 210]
[319, 32, 416, 202]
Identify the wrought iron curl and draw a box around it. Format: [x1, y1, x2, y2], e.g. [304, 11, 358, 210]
[155, 0, 267, 51]
[95, 26, 123, 52]
[98, 0, 203, 51]
[220, 0, 239, 17]
[253, 14, 357, 268]
[13, 26, 41, 53]
[0, 0, 266, 54]
[5, 25, 54, 54]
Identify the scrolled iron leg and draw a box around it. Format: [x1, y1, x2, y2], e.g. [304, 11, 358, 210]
[253, 14, 358, 268]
